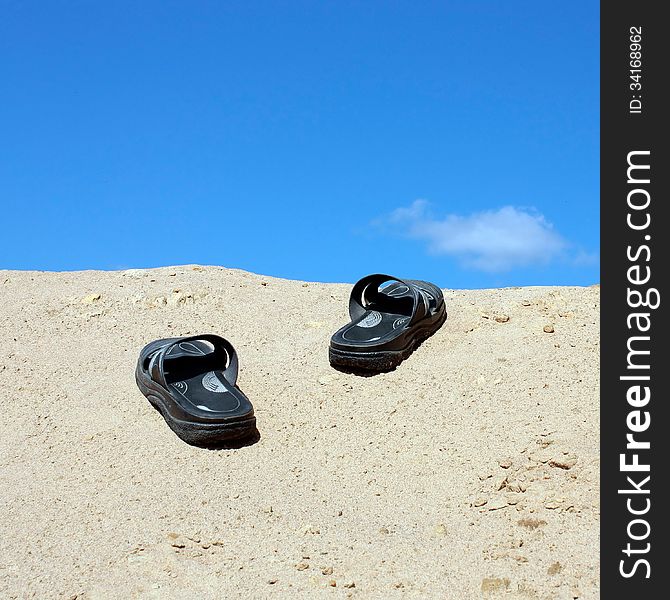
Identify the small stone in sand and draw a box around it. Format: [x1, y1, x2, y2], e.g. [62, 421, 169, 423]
[473, 497, 488, 507]
[498, 459, 512, 469]
[518, 517, 547, 530]
[322, 567, 333, 575]
[267, 579, 278, 584]
[81, 293, 101, 304]
[543, 324, 555, 333]
[481, 578, 510, 593]
[494, 314, 510, 323]
[521, 300, 531, 306]
[343, 582, 356, 589]
[548, 562, 563, 575]
[549, 455, 577, 470]
[487, 499, 508, 511]
[296, 562, 309, 571]
[329, 580, 337, 587]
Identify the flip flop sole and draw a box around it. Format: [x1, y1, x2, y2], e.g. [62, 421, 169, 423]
[329, 304, 447, 372]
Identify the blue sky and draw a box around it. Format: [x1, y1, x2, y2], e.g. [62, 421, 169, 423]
[1, 1, 599, 288]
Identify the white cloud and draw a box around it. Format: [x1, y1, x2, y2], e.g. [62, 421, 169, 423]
[383, 200, 568, 272]
[572, 249, 600, 267]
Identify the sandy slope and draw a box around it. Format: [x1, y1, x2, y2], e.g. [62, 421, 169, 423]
[0, 266, 599, 599]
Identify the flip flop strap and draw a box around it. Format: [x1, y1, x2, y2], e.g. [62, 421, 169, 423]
[148, 334, 239, 388]
[348, 274, 427, 326]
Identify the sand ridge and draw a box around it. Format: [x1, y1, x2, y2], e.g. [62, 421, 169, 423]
[0, 266, 599, 599]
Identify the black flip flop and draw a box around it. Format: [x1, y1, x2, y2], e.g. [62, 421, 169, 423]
[329, 274, 447, 372]
[135, 334, 256, 446]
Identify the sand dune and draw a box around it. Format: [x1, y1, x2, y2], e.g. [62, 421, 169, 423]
[0, 266, 599, 599]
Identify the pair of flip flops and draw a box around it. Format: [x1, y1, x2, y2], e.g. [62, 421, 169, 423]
[135, 274, 446, 446]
